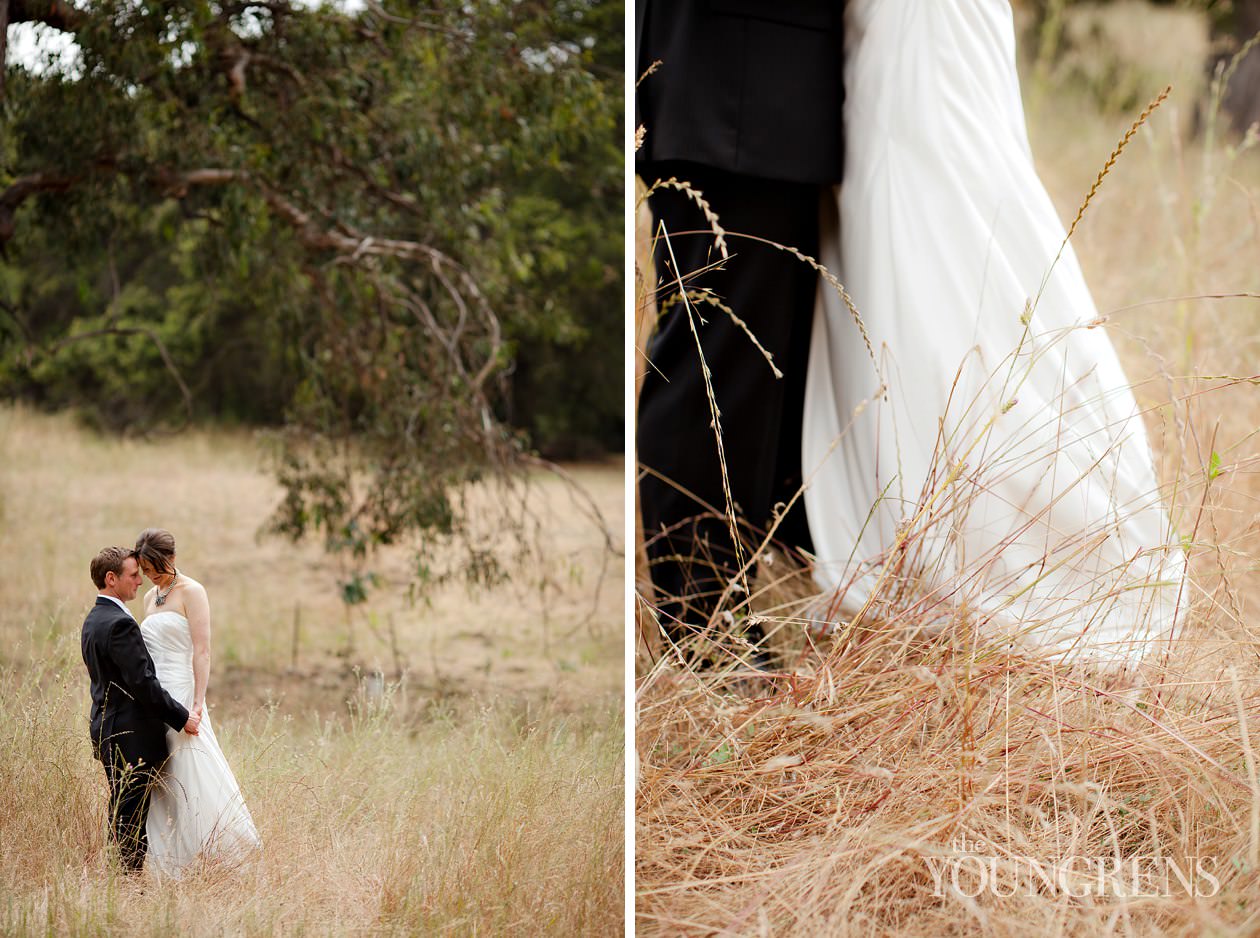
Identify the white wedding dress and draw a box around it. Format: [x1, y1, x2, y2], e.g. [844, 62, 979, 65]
[802, 0, 1187, 664]
[141, 610, 261, 875]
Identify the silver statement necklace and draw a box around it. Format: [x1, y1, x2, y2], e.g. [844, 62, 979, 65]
[155, 570, 180, 606]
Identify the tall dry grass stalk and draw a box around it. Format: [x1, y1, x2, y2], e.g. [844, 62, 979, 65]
[636, 12, 1260, 934]
[2, 641, 622, 934]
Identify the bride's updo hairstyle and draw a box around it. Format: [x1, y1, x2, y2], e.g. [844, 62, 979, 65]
[135, 527, 177, 577]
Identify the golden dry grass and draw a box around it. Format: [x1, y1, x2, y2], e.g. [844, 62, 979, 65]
[0, 406, 623, 712]
[0, 406, 624, 935]
[636, 9, 1260, 935]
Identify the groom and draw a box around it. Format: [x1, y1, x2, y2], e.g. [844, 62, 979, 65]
[81, 546, 199, 872]
[636, 3, 845, 661]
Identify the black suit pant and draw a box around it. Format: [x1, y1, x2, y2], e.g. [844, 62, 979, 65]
[638, 160, 821, 656]
[95, 732, 163, 872]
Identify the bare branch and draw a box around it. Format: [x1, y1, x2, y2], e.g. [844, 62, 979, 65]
[257, 183, 455, 270]
[152, 167, 242, 197]
[361, 1, 461, 38]
[0, 172, 78, 243]
[228, 50, 250, 98]
[524, 454, 622, 558]
[1, 165, 505, 416]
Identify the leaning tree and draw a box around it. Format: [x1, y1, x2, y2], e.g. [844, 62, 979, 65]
[1, 1, 622, 581]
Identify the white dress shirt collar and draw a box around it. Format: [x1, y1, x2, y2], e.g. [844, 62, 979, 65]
[98, 593, 136, 620]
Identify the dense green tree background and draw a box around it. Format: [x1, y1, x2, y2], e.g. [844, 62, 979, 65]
[1, 0, 622, 559]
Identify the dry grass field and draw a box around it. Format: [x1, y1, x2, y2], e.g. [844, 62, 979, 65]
[0, 406, 624, 935]
[636, 6, 1260, 935]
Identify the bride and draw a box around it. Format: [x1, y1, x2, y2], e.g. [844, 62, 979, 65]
[135, 527, 261, 875]
[802, 0, 1188, 665]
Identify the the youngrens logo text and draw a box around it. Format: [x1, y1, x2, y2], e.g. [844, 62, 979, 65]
[924, 837, 1221, 899]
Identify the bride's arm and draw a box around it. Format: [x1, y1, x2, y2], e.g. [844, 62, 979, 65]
[185, 582, 212, 713]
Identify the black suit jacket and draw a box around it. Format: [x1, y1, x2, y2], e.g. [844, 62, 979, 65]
[81, 596, 189, 769]
[635, 0, 846, 185]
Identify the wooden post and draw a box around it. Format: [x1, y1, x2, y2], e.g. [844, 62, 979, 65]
[291, 603, 301, 668]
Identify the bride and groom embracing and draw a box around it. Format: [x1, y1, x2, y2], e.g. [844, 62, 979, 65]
[81, 529, 260, 876]
[637, 1, 1187, 668]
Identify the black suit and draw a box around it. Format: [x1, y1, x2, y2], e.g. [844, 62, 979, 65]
[81, 596, 189, 871]
[636, 1, 845, 185]
[636, 1, 845, 654]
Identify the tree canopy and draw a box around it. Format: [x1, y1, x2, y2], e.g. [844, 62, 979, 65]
[1, 0, 622, 564]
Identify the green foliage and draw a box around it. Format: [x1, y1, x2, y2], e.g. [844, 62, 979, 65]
[1, 197, 304, 427]
[1, 1, 623, 566]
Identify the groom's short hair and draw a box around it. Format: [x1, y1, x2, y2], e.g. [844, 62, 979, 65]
[90, 547, 135, 589]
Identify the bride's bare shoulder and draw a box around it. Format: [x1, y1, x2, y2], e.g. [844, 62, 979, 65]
[180, 574, 207, 594]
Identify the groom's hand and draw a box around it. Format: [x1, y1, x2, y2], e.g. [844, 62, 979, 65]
[184, 710, 201, 735]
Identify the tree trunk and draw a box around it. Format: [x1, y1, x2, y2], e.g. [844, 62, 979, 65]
[1215, 0, 1260, 135]
[1, 0, 10, 100]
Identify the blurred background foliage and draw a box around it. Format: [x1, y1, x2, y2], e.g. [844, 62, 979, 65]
[1, 0, 621, 449]
[1018, 0, 1260, 126]
[1, 0, 622, 563]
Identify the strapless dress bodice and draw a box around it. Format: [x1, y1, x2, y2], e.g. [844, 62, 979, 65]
[140, 611, 194, 702]
[141, 610, 192, 657]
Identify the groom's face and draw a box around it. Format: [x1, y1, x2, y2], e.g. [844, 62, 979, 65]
[109, 557, 144, 602]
